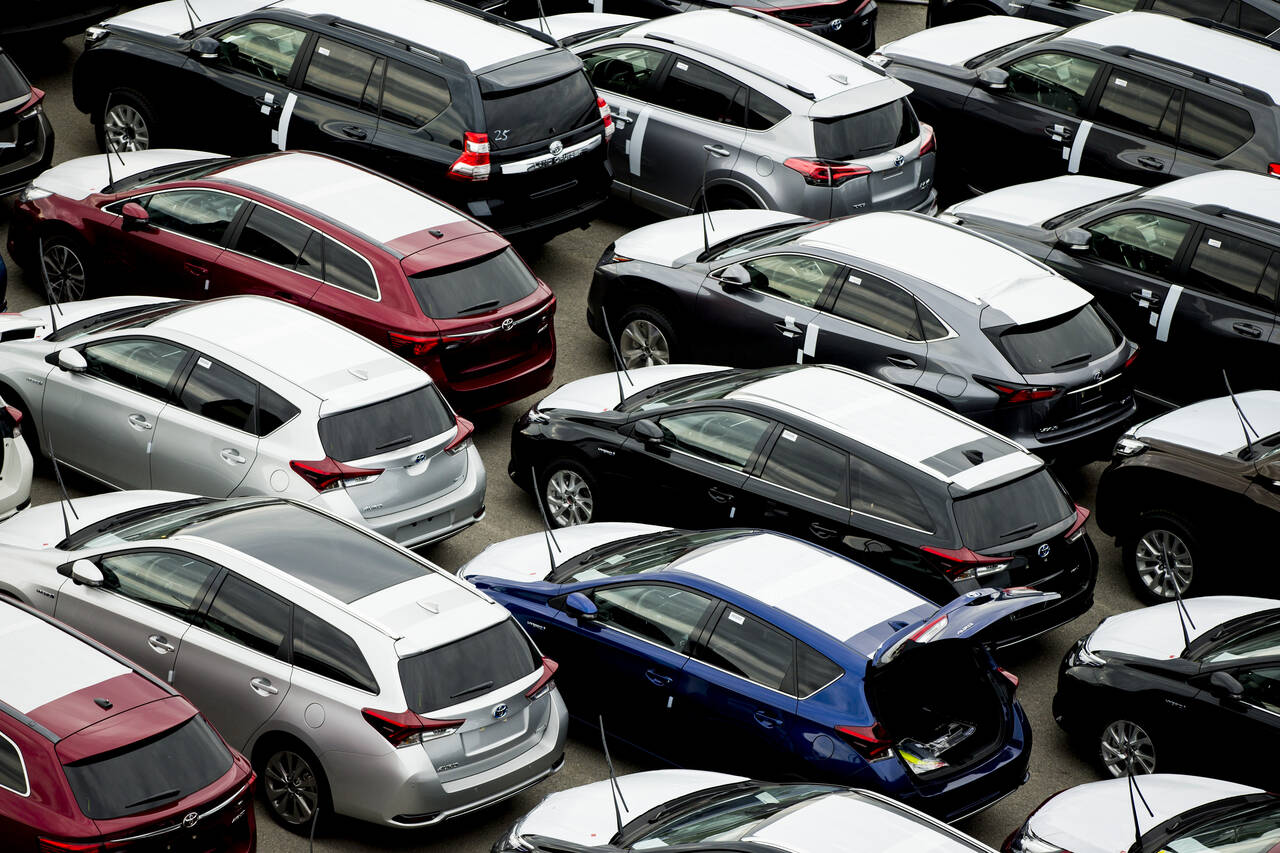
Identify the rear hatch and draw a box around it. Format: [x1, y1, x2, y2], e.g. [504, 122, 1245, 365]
[0, 54, 41, 174]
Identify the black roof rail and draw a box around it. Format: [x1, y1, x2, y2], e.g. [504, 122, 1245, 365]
[322, 16, 471, 71]
[1192, 202, 1280, 233]
[1099, 44, 1273, 105]
[1185, 15, 1280, 49]
[642, 30, 815, 99]
[0, 697, 61, 744]
[726, 5, 888, 78]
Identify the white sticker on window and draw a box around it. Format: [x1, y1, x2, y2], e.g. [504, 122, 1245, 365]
[197, 357, 212, 369]
[1207, 238, 1222, 248]
[727, 611, 745, 625]
[317, 46, 330, 56]
[848, 274, 862, 285]
[756, 791, 779, 804]
[1115, 78, 1128, 87]
[676, 61, 688, 70]
[781, 430, 797, 442]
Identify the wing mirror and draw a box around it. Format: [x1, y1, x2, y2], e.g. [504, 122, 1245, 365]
[1056, 227, 1091, 252]
[191, 36, 221, 60]
[565, 591, 598, 621]
[715, 263, 751, 292]
[70, 560, 104, 587]
[633, 418, 664, 446]
[121, 201, 151, 232]
[46, 348, 88, 373]
[1208, 670, 1245, 699]
[977, 67, 1009, 90]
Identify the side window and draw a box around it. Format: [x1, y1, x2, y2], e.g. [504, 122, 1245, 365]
[198, 574, 291, 658]
[142, 190, 245, 245]
[1178, 91, 1255, 160]
[743, 88, 789, 131]
[1092, 70, 1180, 143]
[293, 608, 377, 692]
[1239, 2, 1280, 35]
[214, 21, 307, 83]
[1237, 665, 1280, 714]
[832, 270, 929, 341]
[1081, 0, 1138, 10]
[1085, 211, 1193, 279]
[179, 356, 258, 433]
[849, 453, 933, 530]
[323, 237, 379, 299]
[1186, 230, 1278, 309]
[759, 429, 848, 504]
[301, 38, 380, 112]
[97, 552, 219, 619]
[1004, 52, 1101, 116]
[0, 732, 27, 796]
[652, 59, 743, 126]
[1149, 0, 1230, 16]
[698, 607, 796, 694]
[797, 642, 842, 696]
[656, 410, 772, 469]
[734, 254, 838, 309]
[591, 584, 713, 653]
[582, 46, 666, 99]
[257, 385, 300, 436]
[380, 60, 451, 128]
[82, 338, 189, 400]
[233, 205, 314, 271]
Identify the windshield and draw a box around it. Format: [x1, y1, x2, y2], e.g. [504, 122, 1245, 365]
[1165, 799, 1280, 853]
[103, 157, 237, 195]
[409, 249, 538, 319]
[962, 30, 1059, 69]
[0, 54, 29, 103]
[1198, 620, 1280, 664]
[553, 529, 752, 583]
[45, 301, 194, 343]
[561, 22, 644, 47]
[622, 365, 799, 413]
[61, 497, 220, 550]
[1043, 188, 1143, 230]
[318, 385, 454, 462]
[814, 99, 918, 160]
[399, 619, 539, 712]
[482, 70, 599, 149]
[995, 304, 1121, 375]
[953, 469, 1073, 550]
[703, 221, 823, 264]
[633, 783, 841, 846]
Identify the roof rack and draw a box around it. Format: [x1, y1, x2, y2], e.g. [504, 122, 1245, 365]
[727, 6, 888, 78]
[1100, 44, 1273, 105]
[1192, 202, 1280, 234]
[643, 31, 815, 99]
[1186, 15, 1280, 50]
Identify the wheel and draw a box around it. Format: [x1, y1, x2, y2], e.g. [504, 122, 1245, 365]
[616, 306, 678, 369]
[540, 458, 599, 528]
[259, 741, 330, 835]
[97, 88, 158, 153]
[1122, 512, 1200, 604]
[1097, 718, 1158, 778]
[38, 235, 93, 303]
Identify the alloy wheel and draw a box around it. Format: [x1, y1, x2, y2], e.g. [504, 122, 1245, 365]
[41, 243, 87, 302]
[104, 104, 150, 152]
[1134, 528, 1192, 599]
[264, 749, 320, 826]
[1099, 719, 1156, 777]
[620, 319, 670, 369]
[545, 469, 593, 526]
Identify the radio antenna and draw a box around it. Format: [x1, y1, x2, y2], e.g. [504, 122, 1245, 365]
[1125, 739, 1155, 853]
[1166, 547, 1196, 651]
[598, 716, 629, 837]
[35, 235, 62, 333]
[181, 0, 201, 36]
[1223, 370, 1258, 458]
[101, 90, 126, 188]
[598, 306, 632, 405]
[531, 465, 562, 572]
[47, 433, 80, 541]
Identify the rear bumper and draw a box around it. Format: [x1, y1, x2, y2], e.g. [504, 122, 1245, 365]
[991, 536, 1098, 648]
[970, 392, 1137, 459]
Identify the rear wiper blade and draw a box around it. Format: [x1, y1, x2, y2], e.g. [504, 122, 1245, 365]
[998, 522, 1038, 541]
[457, 299, 501, 316]
[374, 434, 414, 451]
[1051, 352, 1092, 370]
[449, 680, 494, 700]
[124, 788, 181, 809]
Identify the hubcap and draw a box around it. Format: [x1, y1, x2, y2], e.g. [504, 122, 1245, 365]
[1100, 720, 1156, 777]
[264, 750, 319, 826]
[545, 469, 593, 527]
[620, 319, 670, 369]
[104, 104, 150, 152]
[41, 244, 87, 303]
[1134, 528, 1192, 599]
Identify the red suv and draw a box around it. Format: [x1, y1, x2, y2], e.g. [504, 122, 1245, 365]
[8, 149, 556, 412]
[0, 597, 255, 852]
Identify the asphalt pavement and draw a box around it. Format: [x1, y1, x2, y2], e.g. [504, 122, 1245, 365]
[0, 8, 1146, 850]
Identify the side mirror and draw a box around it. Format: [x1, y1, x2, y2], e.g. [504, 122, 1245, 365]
[565, 591, 598, 621]
[633, 418, 664, 445]
[191, 36, 221, 60]
[121, 201, 151, 232]
[977, 67, 1010, 90]
[70, 560, 104, 587]
[1056, 227, 1091, 252]
[715, 263, 752, 292]
[1208, 670, 1245, 699]
[49, 348, 88, 373]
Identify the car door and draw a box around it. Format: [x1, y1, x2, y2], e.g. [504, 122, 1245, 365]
[738, 426, 856, 552]
[214, 202, 324, 307]
[1191, 662, 1280, 783]
[149, 354, 261, 497]
[364, 59, 465, 203]
[1077, 65, 1181, 183]
[814, 267, 933, 388]
[580, 44, 670, 201]
[52, 550, 221, 683]
[286, 36, 382, 162]
[40, 337, 192, 488]
[175, 572, 293, 752]
[697, 253, 840, 366]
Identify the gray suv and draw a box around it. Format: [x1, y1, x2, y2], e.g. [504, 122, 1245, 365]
[555, 8, 937, 218]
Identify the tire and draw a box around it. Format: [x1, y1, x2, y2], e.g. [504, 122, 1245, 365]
[96, 88, 159, 153]
[257, 739, 331, 835]
[1097, 717, 1160, 778]
[616, 306, 678, 369]
[539, 458, 600, 528]
[1122, 511, 1201, 604]
[38, 234, 93, 304]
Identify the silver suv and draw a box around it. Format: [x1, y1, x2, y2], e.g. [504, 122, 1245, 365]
[0, 491, 568, 831]
[554, 8, 937, 217]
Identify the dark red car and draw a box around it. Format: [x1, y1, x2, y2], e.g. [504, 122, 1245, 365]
[0, 597, 255, 852]
[8, 149, 556, 412]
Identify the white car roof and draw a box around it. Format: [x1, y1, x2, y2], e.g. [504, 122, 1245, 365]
[0, 605, 132, 714]
[797, 212, 1092, 325]
[1140, 170, 1280, 227]
[1133, 390, 1280, 455]
[1065, 12, 1280, 104]
[215, 153, 465, 245]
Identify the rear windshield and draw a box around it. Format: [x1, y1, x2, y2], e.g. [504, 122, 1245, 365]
[409, 249, 538, 319]
[813, 99, 918, 161]
[318, 385, 454, 462]
[0, 54, 29, 103]
[953, 469, 1073, 550]
[996, 304, 1121, 375]
[482, 70, 599, 149]
[62, 716, 232, 820]
[399, 618, 539, 712]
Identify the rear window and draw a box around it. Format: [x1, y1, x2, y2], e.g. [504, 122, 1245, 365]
[0, 54, 29, 103]
[318, 385, 454, 462]
[813, 99, 918, 160]
[482, 71, 599, 149]
[995, 304, 1121, 375]
[62, 716, 233, 820]
[399, 619, 539, 713]
[409, 249, 538, 319]
[952, 469, 1073, 550]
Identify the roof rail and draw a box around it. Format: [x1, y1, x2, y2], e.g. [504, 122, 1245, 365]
[323, 16, 471, 70]
[1186, 15, 1280, 49]
[642, 31, 815, 99]
[1100, 44, 1273, 105]
[727, 6, 888, 78]
[1192, 202, 1280, 234]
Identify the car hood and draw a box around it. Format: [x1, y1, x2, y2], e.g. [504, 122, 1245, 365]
[1087, 596, 1280, 660]
[520, 12, 645, 41]
[537, 364, 729, 413]
[1131, 390, 1280, 456]
[879, 16, 1058, 69]
[103, 0, 266, 37]
[33, 150, 226, 201]
[613, 210, 803, 268]
[946, 175, 1140, 233]
[516, 770, 747, 846]
[1027, 775, 1261, 853]
[459, 522, 669, 584]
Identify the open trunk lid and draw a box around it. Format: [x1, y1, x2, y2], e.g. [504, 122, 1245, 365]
[873, 587, 1059, 666]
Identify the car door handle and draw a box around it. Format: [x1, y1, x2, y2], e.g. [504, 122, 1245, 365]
[1044, 124, 1073, 140]
[250, 677, 278, 696]
[220, 448, 247, 465]
[253, 95, 281, 113]
[703, 144, 731, 158]
[147, 634, 175, 654]
[707, 486, 734, 504]
[753, 710, 783, 728]
[339, 125, 368, 140]
[183, 261, 208, 277]
[773, 321, 801, 338]
[273, 290, 301, 303]
[1137, 156, 1166, 171]
[1129, 289, 1161, 307]
[645, 669, 673, 687]
[128, 413, 153, 431]
[810, 521, 839, 539]
[886, 355, 917, 368]
[1233, 322, 1264, 338]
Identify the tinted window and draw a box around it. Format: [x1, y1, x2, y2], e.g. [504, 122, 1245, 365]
[482, 71, 599, 149]
[557, 528, 751, 583]
[699, 607, 795, 693]
[1187, 230, 1277, 309]
[380, 60, 452, 128]
[849, 454, 933, 530]
[582, 46, 665, 98]
[293, 608, 377, 692]
[62, 716, 232, 820]
[953, 469, 1073, 550]
[179, 357, 258, 432]
[323, 237, 378, 299]
[1163, 799, 1280, 853]
[258, 386, 300, 435]
[234, 205, 313, 270]
[1005, 52, 1100, 115]
[833, 271, 931, 340]
[302, 38, 380, 111]
[1239, 666, 1280, 713]
[635, 784, 842, 848]
[813, 99, 918, 160]
[652, 59, 742, 126]
[1200, 623, 1280, 663]
[1179, 91, 1254, 159]
[1086, 210, 1192, 279]
[631, 365, 797, 412]
[318, 385, 454, 462]
[215, 21, 307, 83]
[0, 55, 29, 102]
[199, 574, 290, 657]
[1240, 2, 1280, 35]
[744, 89, 789, 131]
[82, 338, 189, 400]
[736, 254, 837, 309]
[657, 410, 771, 469]
[409, 249, 538, 319]
[98, 552, 218, 619]
[760, 430, 847, 504]
[0, 733, 26, 796]
[143, 190, 245, 245]
[593, 584, 712, 653]
[1093, 70, 1180, 142]
[996, 304, 1122, 374]
[1080, 0, 1138, 10]
[399, 619, 538, 712]
[1149, 0, 1230, 16]
[797, 643, 842, 696]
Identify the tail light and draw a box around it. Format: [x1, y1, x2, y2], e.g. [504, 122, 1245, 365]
[290, 457, 383, 492]
[18, 87, 45, 118]
[998, 668, 1019, 689]
[836, 723, 893, 760]
[784, 157, 871, 187]
[921, 545, 1011, 582]
[597, 97, 613, 141]
[4, 405, 21, 438]
[974, 375, 1061, 404]
[362, 708, 463, 748]
[444, 417, 474, 455]
[919, 123, 935, 157]
[39, 841, 106, 852]
[387, 331, 440, 357]
[1124, 347, 1139, 370]
[525, 657, 559, 700]
[1269, 163, 1280, 177]
[1064, 504, 1090, 543]
[448, 132, 490, 181]
[908, 614, 949, 643]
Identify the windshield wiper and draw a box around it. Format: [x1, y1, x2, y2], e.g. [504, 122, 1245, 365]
[457, 299, 501, 316]
[1051, 352, 1092, 370]
[374, 434, 414, 451]
[125, 789, 181, 809]
[998, 521, 1038, 541]
[449, 680, 494, 700]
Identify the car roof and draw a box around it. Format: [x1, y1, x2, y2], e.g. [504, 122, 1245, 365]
[795, 212, 1092, 325]
[1140, 170, 1280, 227]
[0, 603, 133, 716]
[212, 153, 466, 245]
[1064, 12, 1280, 104]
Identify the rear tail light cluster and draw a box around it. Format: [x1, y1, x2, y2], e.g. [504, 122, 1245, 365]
[784, 157, 871, 187]
[362, 707, 464, 748]
[444, 417, 474, 455]
[1064, 504, 1090, 543]
[525, 657, 559, 701]
[1124, 347, 1140, 370]
[1269, 163, 1280, 177]
[998, 668, 1019, 689]
[919, 123, 936, 157]
[290, 457, 383, 492]
[387, 331, 440, 357]
[836, 722, 893, 760]
[18, 87, 44, 119]
[598, 97, 613, 141]
[3, 405, 21, 438]
[449, 132, 490, 181]
[921, 545, 1011, 582]
[908, 614, 949, 644]
[974, 375, 1061, 404]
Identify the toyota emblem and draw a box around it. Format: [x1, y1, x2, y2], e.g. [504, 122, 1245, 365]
[492, 703, 509, 720]
[830, 17, 843, 30]
[413, 452, 428, 465]
[1037, 543, 1051, 559]
[1093, 369, 1103, 381]
[502, 317, 516, 332]
[893, 153, 905, 167]
[182, 811, 200, 830]
[549, 140, 564, 156]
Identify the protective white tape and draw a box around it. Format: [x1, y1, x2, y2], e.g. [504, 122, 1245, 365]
[1155, 284, 1183, 342]
[275, 91, 298, 151]
[802, 321, 819, 356]
[1067, 120, 1093, 174]
[629, 109, 650, 176]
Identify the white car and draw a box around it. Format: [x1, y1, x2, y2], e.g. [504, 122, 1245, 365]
[0, 394, 32, 520]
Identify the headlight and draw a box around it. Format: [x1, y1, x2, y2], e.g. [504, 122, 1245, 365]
[18, 185, 52, 203]
[503, 823, 533, 851]
[1008, 823, 1069, 853]
[1066, 636, 1105, 668]
[1114, 436, 1146, 457]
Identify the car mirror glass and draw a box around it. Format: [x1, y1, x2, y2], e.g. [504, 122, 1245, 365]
[70, 560, 105, 587]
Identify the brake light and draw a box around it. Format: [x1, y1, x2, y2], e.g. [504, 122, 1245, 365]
[290, 457, 383, 492]
[525, 657, 559, 700]
[836, 723, 893, 760]
[974, 375, 1061, 404]
[919, 123, 935, 157]
[387, 331, 440, 357]
[362, 708, 463, 748]
[784, 157, 871, 187]
[1064, 504, 1090, 543]
[998, 668, 1019, 688]
[909, 614, 949, 643]
[37, 840, 129, 852]
[921, 545, 1011, 582]
[4, 405, 21, 438]
[448, 132, 490, 181]
[1124, 347, 1140, 370]
[597, 96, 613, 141]
[18, 87, 44, 118]
[1269, 163, 1280, 177]
[444, 417, 474, 455]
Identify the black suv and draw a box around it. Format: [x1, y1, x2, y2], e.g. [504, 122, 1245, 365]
[72, 0, 613, 241]
[927, 0, 1280, 42]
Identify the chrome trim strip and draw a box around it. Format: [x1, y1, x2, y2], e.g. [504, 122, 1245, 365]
[108, 777, 252, 842]
[500, 135, 602, 175]
[439, 302, 553, 339]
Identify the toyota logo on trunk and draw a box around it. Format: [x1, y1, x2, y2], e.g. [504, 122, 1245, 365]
[1037, 544, 1051, 559]
[893, 154, 905, 167]
[182, 811, 200, 830]
[549, 140, 564, 156]
[492, 703, 509, 719]
[502, 317, 516, 332]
